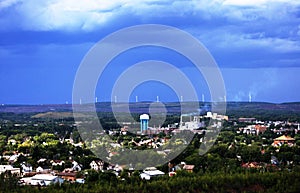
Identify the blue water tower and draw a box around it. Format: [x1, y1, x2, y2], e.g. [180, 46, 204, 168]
[140, 114, 149, 132]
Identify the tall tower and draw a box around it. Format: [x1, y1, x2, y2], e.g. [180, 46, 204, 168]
[140, 114, 149, 133]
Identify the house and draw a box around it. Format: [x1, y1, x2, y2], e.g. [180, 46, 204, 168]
[90, 160, 104, 171]
[36, 166, 44, 173]
[272, 135, 295, 147]
[57, 171, 77, 182]
[30, 174, 64, 186]
[20, 162, 33, 173]
[37, 158, 47, 164]
[140, 167, 165, 180]
[170, 162, 195, 174]
[183, 164, 195, 173]
[241, 162, 262, 169]
[255, 125, 267, 135]
[0, 165, 21, 177]
[71, 160, 82, 172]
[51, 160, 65, 166]
[113, 164, 123, 173]
[8, 154, 19, 164]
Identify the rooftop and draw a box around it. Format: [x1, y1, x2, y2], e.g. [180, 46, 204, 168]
[274, 135, 295, 141]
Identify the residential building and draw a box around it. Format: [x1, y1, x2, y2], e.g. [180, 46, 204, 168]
[272, 135, 295, 147]
[57, 172, 77, 182]
[90, 160, 104, 171]
[51, 160, 65, 166]
[0, 165, 21, 177]
[20, 162, 33, 173]
[30, 174, 64, 186]
[183, 164, 195, 173]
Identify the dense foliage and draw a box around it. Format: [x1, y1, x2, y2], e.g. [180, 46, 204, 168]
[1, 170, 300, 193]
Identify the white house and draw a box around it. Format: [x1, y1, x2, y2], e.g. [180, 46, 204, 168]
[140, 167, 165, 180]
[30, 174, 64, 186]
[37, 158, 47, 164]
[8, 154, 19, 163]
[90, 160, 104, 171]
[0, 165, 21, 177]
[20, 162, 33, 173]
[71, 160, 82, 172]
[51, 160, 65, 166]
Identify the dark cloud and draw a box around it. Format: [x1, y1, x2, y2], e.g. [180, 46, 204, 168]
[0, 0, 300, 103]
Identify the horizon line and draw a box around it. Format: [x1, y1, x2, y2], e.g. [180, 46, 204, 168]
[1, 101, 300, 106]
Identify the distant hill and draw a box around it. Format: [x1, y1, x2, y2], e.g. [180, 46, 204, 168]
[31, 112, 88, 119]
[1, 102, 300, 121]
[0, 104, 73, 113]
[225, 102, 300, 121]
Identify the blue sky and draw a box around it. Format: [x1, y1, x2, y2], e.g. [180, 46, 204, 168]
[0, 0, 300, 104]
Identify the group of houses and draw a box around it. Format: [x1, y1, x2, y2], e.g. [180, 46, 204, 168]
[0, 158, 113, 186]
[1, 154, 197, 185]
[237, 124, 267, 135]
[236, 118, 299, 147]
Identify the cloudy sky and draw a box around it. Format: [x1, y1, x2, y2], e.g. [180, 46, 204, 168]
[0, 0, 300, 104]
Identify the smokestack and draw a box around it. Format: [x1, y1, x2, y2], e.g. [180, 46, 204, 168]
[249, 93, 252, 103]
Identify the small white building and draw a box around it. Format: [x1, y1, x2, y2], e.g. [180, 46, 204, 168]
[37, 158, 47, 164]
[30, 174, 64, 186]
[51, 160, 65, 166]
[140, 167, 165, 180]
[71, 160, 82, 172]
[36, 166, 44, 173]
[0, 165, 21, 177]
[8, 154, 19, 163]
[90, 160, 104, 171]
[20, 162, 33, 173]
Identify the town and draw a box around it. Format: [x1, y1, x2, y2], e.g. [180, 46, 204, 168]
[0, 103, 300, 192]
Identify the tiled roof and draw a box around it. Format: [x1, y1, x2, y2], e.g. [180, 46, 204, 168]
[183, 165, 195, 170]
[274, 135, 295, 141]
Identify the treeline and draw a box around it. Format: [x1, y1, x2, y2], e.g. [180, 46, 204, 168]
[226, 102, 300, 122]
[1, 170, 300, 193]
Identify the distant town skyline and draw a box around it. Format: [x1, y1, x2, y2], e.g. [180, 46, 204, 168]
[1, 0, 300, 104]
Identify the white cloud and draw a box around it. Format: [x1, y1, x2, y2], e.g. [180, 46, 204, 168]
[0, 0, 299, 31]
[223, 0, 300, 6]
[0, 0, 299, 68]
[14, 0, 128, 31]
[221, 33, 300, 53]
